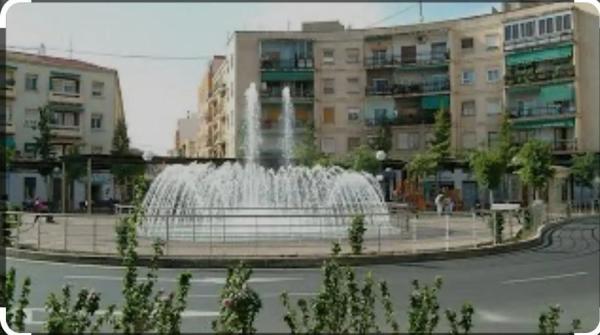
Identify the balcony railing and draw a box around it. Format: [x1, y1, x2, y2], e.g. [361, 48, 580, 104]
[505, 64, 575, 86]
[364, 51, 449, 69]
[366, 79, 450, 97]
[1, 79, 16, 98]
[504, 31, 573, 51]
[261, 119, 312, 130]
[260, 89, 314, 99]
[50, 125, 82, 138]
[508, 104, 575, 119]
[48, 91, 83, 104]
[516, 138, 577, 153]
[365, 112, 435, 127]
[260, 58, 314, 71]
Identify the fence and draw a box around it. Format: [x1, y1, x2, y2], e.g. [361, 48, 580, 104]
[5, 204, 588, 258]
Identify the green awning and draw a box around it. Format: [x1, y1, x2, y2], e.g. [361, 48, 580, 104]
[507, 86, 540, 95]
[3, 136, 16, 149]
[262, 71, 313, 82]
[421, 95, 450, 110]
[539, 83, 574, 103]
[506, 44, 572, 66]
[513, 117, 575, 130]
[50, 71, 81, 79]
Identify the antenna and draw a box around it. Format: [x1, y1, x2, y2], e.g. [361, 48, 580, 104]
[419, 1, 424, 23]
[69, 37, 73, 58]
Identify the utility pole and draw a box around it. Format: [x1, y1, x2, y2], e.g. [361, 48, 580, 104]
[61, 160, 66, 213]
[69, 37, 73, 58]
[419, 1, 424, 23]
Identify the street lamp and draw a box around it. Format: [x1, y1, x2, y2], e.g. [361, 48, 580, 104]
[375, 150, 386, 162]
[143, 150, 154, 162]
[375, 150, 387, 201]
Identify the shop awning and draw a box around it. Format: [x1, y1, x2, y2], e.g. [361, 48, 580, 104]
[539, 83, 574, 103]
[506, 44, 572, 66]
[512, 117, 575, 130]
[261, 71, 313, 82]
[421, 94, 450, 110]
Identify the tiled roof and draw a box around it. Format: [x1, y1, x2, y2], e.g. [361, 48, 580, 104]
[5, 50, 116, 73]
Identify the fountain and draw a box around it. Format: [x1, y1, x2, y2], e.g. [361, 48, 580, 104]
[139, 83, 395, 242]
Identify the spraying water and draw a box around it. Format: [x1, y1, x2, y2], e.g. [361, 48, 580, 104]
[244, 83, 261, 164]
[281, 86, 295, 166]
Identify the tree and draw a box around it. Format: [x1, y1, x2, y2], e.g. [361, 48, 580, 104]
[347, 145, 379, 175]
[34, 106, 56, 205]
[513, 140, 555, 200]
[0, 267, 31, 333]
[293, 122, 325, 167]
[348, 214, 366, 255]
[468, 150, 505, 205]
[63, 145, 86, 211]
[427, 108, 451, 193]
[110, 119, 144, 203]
[571, 153, 599, 204]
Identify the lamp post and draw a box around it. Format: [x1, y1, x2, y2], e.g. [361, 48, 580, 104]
[593, 175, 600, 214]
[52, 166, 61, 212]
[375, 150, 387, 201]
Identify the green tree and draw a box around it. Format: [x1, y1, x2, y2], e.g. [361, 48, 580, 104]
[426, 108, 451, 193]
[469, 150, 505, 205]
[34, 106, 56, 204]
[63, 145, 86, 211]
[293, 122, 325, 167]
[348, 214, 366, 255]
[347, 145, 380, 175]
[407, 152, 438, 191]
[0, 267, 31, 333]
[571, 153, 599, 204]
[110, 119, 144, 203]
[213, 262, 262, 334]
[513, 140, 555, 200]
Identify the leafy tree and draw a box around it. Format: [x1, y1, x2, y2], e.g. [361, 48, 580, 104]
[498, 112, 516, 165]
[368, 124, 392, 153]
[213, 262, 262, 334]
[422, 108, 452, 193]
[112, 177, 192, 334]
[446, 303, 475, 335]
[293, 122, 325, 167]
[110, 119, 144, 203]
[571, 153, 599, 204]
[348, 214, 366, 255]
[469, 150, 505, 205]
[63, 145, 86, 211]
[407, 152, 438, 188]
[281, 243, 399, 334]
[513, 140, 555, 200]
[0, 267, 31, 333]
[408, 277, 442, 334]
[35, 105, 56, 204]
[347, 145, 380, 175]
[537, 305, 580, 335]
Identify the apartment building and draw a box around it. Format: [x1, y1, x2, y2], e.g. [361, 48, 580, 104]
[174, 111, 201, 157]
[2, 50, 127, 206]
[195, 56, 227, 157]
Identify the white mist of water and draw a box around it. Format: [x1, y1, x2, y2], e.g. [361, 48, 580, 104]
[281, 86, 295, 166]
[244, 83, 261, 164]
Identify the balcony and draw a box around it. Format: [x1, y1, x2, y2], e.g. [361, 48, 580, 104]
[260, 118, 311, 135]
[48, 91, 83, 104]
[364, 51, 449, 70]
[260, 58, 314, 71]
[365, 111, 435, 127]
[504, 31, 573, 52]
[505, 64, 574, 87]
[508, 104, 575, 120]
[261, 89, 314, 104]
[1, 121, 15, 134]
[366, 79, 450, 97]
[516, 138, 577, 154]
[1, 79, 16, 99]
[50, 125, 82, 139]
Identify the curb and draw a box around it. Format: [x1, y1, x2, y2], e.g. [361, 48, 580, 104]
[5, 217, 578, 268]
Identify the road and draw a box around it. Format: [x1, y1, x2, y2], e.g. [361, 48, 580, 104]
[6, 216, 599, 333]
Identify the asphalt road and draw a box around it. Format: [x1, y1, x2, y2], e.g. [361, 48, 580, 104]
[6, 216, 599, 333]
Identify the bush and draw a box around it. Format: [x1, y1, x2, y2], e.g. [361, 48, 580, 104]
[538, 304, 581, 335]
[213, 262, 262, 334]
[0, 267, 31, 332]
[348, 214, 367, 255]
[488, 212, 504, 243]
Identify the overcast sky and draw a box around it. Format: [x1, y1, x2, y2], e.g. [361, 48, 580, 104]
[8, 2, 498, 155]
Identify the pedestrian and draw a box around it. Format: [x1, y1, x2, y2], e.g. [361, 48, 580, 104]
[434, 192, 445, 216]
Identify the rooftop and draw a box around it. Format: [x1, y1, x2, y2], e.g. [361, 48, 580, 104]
[5, 50, 117, 73]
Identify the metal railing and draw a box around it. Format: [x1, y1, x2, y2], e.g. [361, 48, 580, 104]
[260, 58, 314, 71]
[364, 51, 450, 68]
[365, 112, 435, 127]
[508, 104, 575, 118]
[366, 79, 450, 96]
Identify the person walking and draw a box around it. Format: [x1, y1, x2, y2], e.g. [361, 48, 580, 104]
[435, 192, 445, 216]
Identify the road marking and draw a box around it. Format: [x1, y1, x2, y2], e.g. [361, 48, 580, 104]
[189, 292, 315, 300]
[502, 271, 588, 285]
[22, 307, 218, 325]
[64, 275, 302, 284]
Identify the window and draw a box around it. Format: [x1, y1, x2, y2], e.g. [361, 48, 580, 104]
[563, 14, 571, 30]
[347, 107, 360, 122]
[25, 74, 38, 91]
[91, 146, 103, 154]
[321, 138, 336, 154]
[23, 177, 36, 200]
[347, 137, 361, 151]
[323, 78, 335, 94]
[372, 49, 387, 65]
[461, 38, 474, 50]
[92, 81, 104, 97]
[539, 20, 546, 35]
[488, 132, 499, 148]
[462, 132, 476, 149]
[505, 25, 512, 41]
[1, 102, 12, 124]
[487, 68, 501, 83]
[396, 133, 419, 150]
[546, 17, 554, 34]
[373, 78, 389, 92]
[431, 42, 447, 61]
[347, 77, 360, 94]
[24, 108, 38, 128]
[323, 49, 335, 65]
[461, 70, 475, 85]
[486, 98, 501, 115]
[555, 16, 563, 32]
[400, 45, 417, 64]
[523, 21, 535, 37]
[485, 34, 500, 50]
[52, 111, 79, 127]
[323, 107, 335, 124]
[511, 24, 519, 40]
[91, 114, 103, 129]
[50, 77, 79, 95]
[346, 48, 360, 63]
[461, 100, 476, 116]
[24, 143, 37, 154]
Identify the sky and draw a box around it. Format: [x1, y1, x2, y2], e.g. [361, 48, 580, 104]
[8, 2, 499, 155]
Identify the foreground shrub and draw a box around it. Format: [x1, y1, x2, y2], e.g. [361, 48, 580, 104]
[0, 267, 31, 332]
[348, 214, 366, 255]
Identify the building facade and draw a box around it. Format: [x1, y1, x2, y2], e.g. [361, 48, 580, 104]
[2, 50, 127, 208]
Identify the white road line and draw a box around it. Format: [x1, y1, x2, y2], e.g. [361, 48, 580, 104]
[502, 271, 588, 285]
[189, 292, 315, 300]
[64, 275, 302, 284]
[22, 307, 218, 325]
